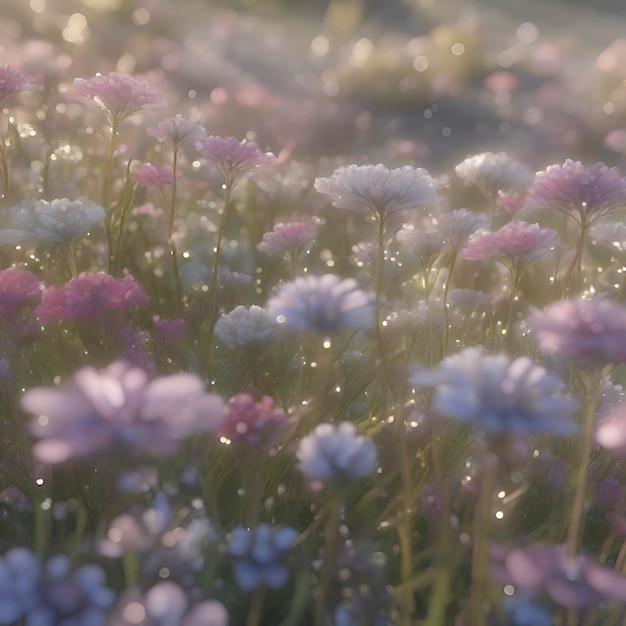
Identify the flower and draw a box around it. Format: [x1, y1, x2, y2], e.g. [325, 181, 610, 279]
[131, 163, 174, 188]
[152, 316, 185, 344]
[35, 272, 148, 325]
[0, 65, 35, 105]
[221, 394, 287, 446]
[297, 422, 378, 483]
[69, 72, 165, 127]
[267, 274, 375, 334]
[522, 160, 626, 225]
[228, 524, 299, 591]
[195, 135, 276, 185]
[434, 208, 489, 250]
[0, 198, 105, 246]
[22, 360, 225, 463]
[0, 268, 41, 325]
[148, 115, 207, 151]
[257, 221, 318, 256]
[455, 152, 532, 197]
[493, 543, 626, 607]
[596, 401, 626, 452]
[314, 163, 439, 222]
[461, 221, 560, 271]
[214, 305, 278, 349]
[530, 298, 626, 369]
[410, 347, 579, 436]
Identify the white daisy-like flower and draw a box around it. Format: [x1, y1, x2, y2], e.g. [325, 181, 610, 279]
[214, 305, 279, 349]
[455, 152, 532, 197]
[0, 198, 106, 245]
[314, 163, 440, 222]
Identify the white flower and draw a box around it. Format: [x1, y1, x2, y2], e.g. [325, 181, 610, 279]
[314, 164, 440, 222]
[214, 305, 278, 349]
[0, 198, 105, 245]
[455, 152, 532, 197]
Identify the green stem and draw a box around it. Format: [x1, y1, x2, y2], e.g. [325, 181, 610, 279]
[168, 149, 183, 306]
[70, 501, 88, 565]
[246, 586, 266, 626]
[104, 123, 119, 272]
[441, 251, 458, 357]
[560, 216, 587, 298]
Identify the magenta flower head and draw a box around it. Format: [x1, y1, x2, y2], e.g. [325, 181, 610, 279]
[148, 115, 207, 152]
[69, 72, 165, 127]
[314, 163, 440, 223]
[522, 160, 626, 226]
[461, 221, 560, 272]
[131, 162, 174, 188]
[410, 347, 579, 437]
[530, 298, 626, 369]
[0, 268, 42, 325]
[36, 272, 148, 325]
[493, 543, 626, 608]
[0, 65, 36, 105]
[195, 135, 276, 186]
[257, 221, 318, 257]
[22, 361, 225, 463]
[297, 422, 378, 484]
[267, 274, 375, 334]
[221, 394, 287, 446]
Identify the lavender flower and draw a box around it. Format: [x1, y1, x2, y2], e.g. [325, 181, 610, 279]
[434, 208, 489, 251]
[0, 64, 35, 105]
[455, 152, 532, 197]
[22, 360, 224, 463]
[0, 268, 41, 325]
[221, 394, 287, 446]
[214, 305, 278, 349]
[148, 115, 207, 151]
[228, 523, 299, 591]
[69, 72, 165, 127]
[410, 347, 579, 436]
[314, 163, 439, 223]
[522, 159, 626, 225]
[0, 198, 105, 245]
[132, 163, 174, 188]
[267, 274, 375, 334]
[530, 297, 626, 368]
[297, 422, 378, 483]
[257, 221, 318, 256]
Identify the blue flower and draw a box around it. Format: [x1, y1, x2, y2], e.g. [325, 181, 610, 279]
[410, 347, 579, 436]
[228, 524, 299, 591]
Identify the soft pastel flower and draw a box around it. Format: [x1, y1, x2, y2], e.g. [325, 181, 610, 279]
[498, 190, 527, 215]
[195, 135, 276, 185]
[214, 305, 278, 349]
[152, 316, 185, 343]
[0, 268, 42, 324]
[395, 227, 445, 263]
[221, 394, 287, 446]
[0, 65, 35, 105]
[148, 115, 207, 151]
[221, 271, 254, 285]
[257, 221, 318, 256]
[296, 422, 378, 483]
[267, 274, 375, 334]
[522, 160, 626, 225]
[596, 401, 626, 452]
[0, 198, 105, 245]
[461, 221, 560, 271]
[434, 208, 489, 250]
[455, 152, 532, 197]
[410, 347, 579, 436]
[22, 360, 225, 462]
[69, 72, 165, 127]
[228, 524, 299, 591]
[493, 543, 626, 607]
[314, 163, 439, 222]
[131, 162, 174, 188]
[530, 298, 626, 368]
[36, 272, 148, 325]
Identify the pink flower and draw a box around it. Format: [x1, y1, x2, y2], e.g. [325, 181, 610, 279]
[148, 115, 207, 151]
[0, 268, 42, 324]
[461, 222, 560, 271]
[36, 272, 149, 325]
[522, 160, 626, 225]
[221, 394, 287, 446]
[0, 65, 35, 105]
[69, 72, 165, 127]
[195, 135, 276, 185]
[257, 221, 318, 256]
[131, 163, 174, 188]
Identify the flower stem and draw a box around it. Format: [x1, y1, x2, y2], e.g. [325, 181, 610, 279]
[560, 216, 587, 298]
[441, 251, 458, 357]
[245, 586, 266, 626]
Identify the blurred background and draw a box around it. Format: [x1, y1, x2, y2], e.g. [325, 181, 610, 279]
[3, 0, 626, 172]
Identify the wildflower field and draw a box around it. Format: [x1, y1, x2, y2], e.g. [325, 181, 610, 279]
[3, 0, 626, 624]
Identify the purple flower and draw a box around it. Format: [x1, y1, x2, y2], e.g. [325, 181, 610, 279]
[0, 268, 41, 325]
[455, 152, 532, 197]
[434, 208, 489, 251]
[35, 272, 149, 325]
[267, 274, 375, 334]
[152, 316, 185, 344]
[530, 298, 626, 369]
[228, 523, 299, 591]
[22, 361, 225, 463]
[131, 163, 174, 188]
[314, 163, 440, 223]
[148, 115, 207, 151]
[257, 221, 318, 256]
[493, 543, 626, 607]
[461, 221, 560, 272]
[522, 160, 626, 225]
[297, 422, 378, 483]
[195, 135, 276, 186]
[0, 64, 36, 105]
[410, 347, 579, 436]
[69, 72, 165, 127]
[221, 394, 287, 446]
